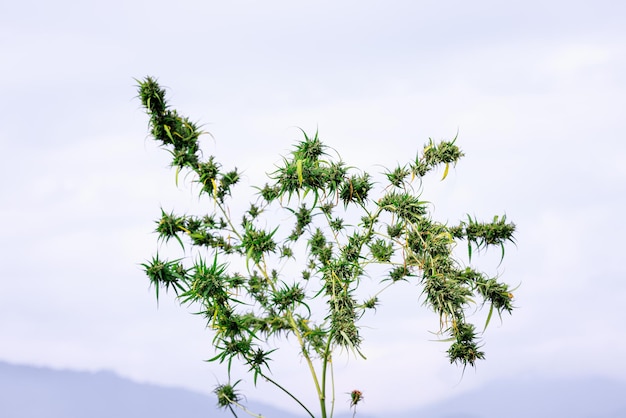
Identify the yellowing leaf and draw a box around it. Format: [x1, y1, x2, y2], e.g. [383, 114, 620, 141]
[163, 124, 174, 142]
[177, 225, 191, 235]
[211, 178, 219, 199]
[441, 162, 450, 181]
[296, 159, 304, 186]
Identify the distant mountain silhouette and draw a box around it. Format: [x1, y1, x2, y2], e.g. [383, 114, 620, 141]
[0, 361, 298, 418]
[1, 360, 625, 418]
[403, 374, 626, 418]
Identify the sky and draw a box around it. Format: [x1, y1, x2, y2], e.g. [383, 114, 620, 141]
[1, 0, 626, 415]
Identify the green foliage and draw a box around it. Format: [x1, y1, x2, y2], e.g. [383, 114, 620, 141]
[136, 76, 517, 418]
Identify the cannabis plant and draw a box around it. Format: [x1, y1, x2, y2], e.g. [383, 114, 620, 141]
[136, 76, 516, 418]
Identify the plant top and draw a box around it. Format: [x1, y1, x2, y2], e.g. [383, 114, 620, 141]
[136, 76, 517, 418]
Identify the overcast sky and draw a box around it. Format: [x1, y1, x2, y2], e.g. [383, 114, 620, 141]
[2, 0, 625, 416]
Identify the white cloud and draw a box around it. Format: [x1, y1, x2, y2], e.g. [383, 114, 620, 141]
[547, 44, 612, 73]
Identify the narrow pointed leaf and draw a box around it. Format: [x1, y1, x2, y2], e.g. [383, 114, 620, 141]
[163, 124, 174, 142]
[296, 159, 304, 186]
[441, 162, 450, 181]
[212, 178, 219, 199]
[483, 304, 494, 332]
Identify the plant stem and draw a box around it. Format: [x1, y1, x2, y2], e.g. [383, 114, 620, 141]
[285, 311, 327, 418]
[253, 254, 325, 418]
[261, 373, 315, 418]
[321, 332, 334, 418]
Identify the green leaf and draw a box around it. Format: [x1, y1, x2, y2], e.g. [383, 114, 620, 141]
[499, 242, 506, 265]
[483, 304, 494, 332]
